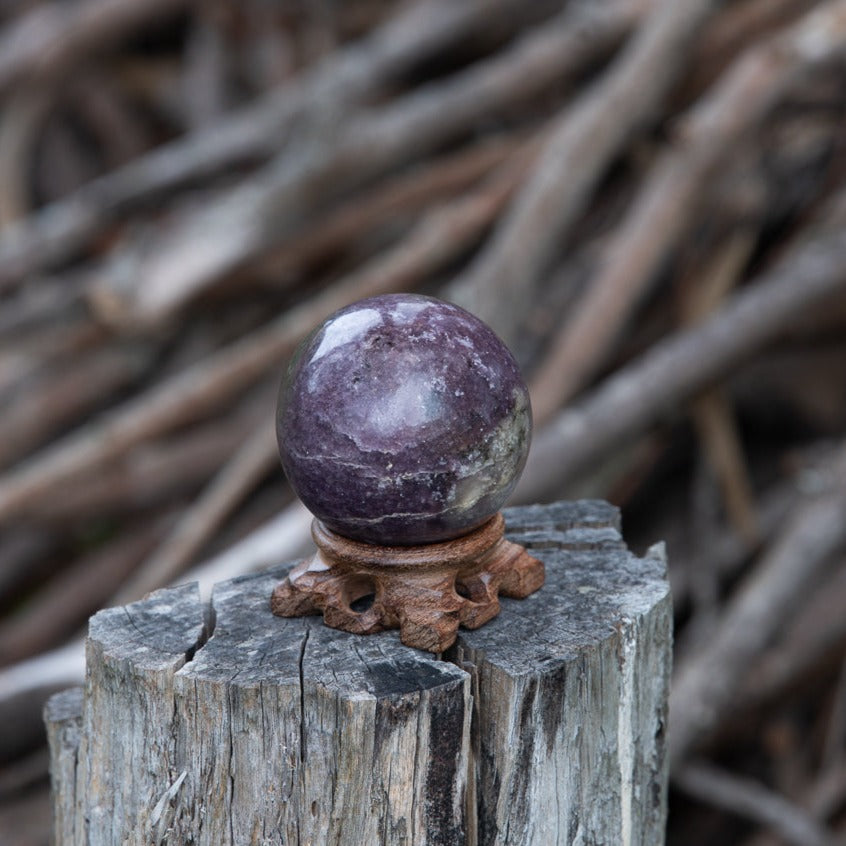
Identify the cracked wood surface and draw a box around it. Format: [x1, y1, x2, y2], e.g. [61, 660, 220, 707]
[45, 500, 671, 845]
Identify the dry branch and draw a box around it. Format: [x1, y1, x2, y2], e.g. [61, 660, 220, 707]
[515, 189, 846, 504]
[0, 87, 53, 225]
[30, 413, 262, 524]
[0, 344, 153, 470]
[529, 0, 846, 424]
[0, 746, 49, 799]
[671, 469, 806, 657]
[0, 318, 104, 405]
[178, 501, 314, 597]
[0, 272, 87, 339]
[689, 394, 759, 544]
[0, 0, 190, 96]
[0, 639, 85, 703]
[0, 154, 528, 524]
[682, 231, 761, 546]
[736, 565, 846, 714]
[0, 530, 57, 610]
[111, 421, 278, 605]
[688, 0, 817, 94]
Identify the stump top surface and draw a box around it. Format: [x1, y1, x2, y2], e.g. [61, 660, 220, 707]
[84, 500, 668, 698]
[186, 564, 469, 696]
[457, 500, 667, 673]
[87, 581, 206, 672]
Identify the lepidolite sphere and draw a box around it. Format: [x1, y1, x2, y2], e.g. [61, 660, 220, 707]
[277, 294, 531, 545]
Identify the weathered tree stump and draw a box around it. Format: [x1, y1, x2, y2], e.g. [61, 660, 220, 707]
[45, 500, 672, 845]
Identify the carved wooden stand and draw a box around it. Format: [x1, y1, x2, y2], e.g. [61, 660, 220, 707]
[271, 511, 544, 652]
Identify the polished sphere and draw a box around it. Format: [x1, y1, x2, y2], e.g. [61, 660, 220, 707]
[277, 294, 532, 545]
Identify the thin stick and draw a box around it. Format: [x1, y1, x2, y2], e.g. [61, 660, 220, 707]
[0, 314, 103, 404]
[0, 639, 85, 701]
[822, 659, 846, 771]
[0, 152, 529, 523]
[0, 86, 53, 225]
[31, 412, 260, 524]
[736, 566, 846, 714]
[674, 762, 837, 846]
[692, 0, 817, 88]
[111, 421, 278, 605]
[0, 746, 49, 797]
[672, 481, 802, 664]
[683, 231, 761, 546]
[0, 343, 153, 470]
[0, 272, 87, 338]
[0, 0, 190, 95]
[515, 189, 846, 505]
[690, 394, 760, 545]
[528, 0, 846, 425]
[670, 473, 797, 610]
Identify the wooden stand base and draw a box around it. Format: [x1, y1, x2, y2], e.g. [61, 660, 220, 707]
[271, 511, 544, 652]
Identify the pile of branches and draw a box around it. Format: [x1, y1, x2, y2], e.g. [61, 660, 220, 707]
[1, 0, 846, 843]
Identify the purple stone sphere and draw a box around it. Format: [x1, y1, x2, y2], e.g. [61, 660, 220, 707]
[276, 293, 532, 545]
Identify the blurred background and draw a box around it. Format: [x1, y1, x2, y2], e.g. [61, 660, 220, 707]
[1, 0, 845, 843]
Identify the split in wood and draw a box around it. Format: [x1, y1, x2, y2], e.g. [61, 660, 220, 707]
[271, 511, 544, 653]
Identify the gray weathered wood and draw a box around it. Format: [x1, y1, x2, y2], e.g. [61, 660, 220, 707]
[455, 501, 672, 846]
[45, 500, 671, 845]
[44, 686, 84, 846]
